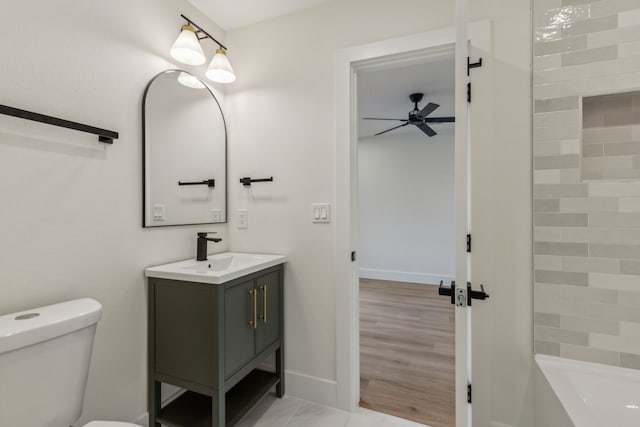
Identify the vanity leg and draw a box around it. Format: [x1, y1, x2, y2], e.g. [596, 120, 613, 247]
[276, 347, 285, 397]
[213, 389, 225, 427]
[149, 381, 161, 427]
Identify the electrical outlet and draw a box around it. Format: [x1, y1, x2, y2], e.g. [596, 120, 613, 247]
[238, 209, 248, 229]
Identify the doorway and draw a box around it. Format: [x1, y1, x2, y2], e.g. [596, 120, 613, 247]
[356, 52, 456, 426]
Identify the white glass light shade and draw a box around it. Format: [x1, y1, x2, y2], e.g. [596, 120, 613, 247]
[170, 25, 206, 66]
[177, 72, 205, 89]
[206, 49, 236, 84]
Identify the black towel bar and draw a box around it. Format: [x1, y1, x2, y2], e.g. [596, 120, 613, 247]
[0, 104, 119, 144]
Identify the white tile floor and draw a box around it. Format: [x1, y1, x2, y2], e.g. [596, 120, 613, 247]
[235, 394, 430, 427]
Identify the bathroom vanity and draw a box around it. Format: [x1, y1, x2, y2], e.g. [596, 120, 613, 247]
[145, 253, 286, 427]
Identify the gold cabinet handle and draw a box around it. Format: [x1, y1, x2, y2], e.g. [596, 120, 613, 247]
[259, 285, 267, 323]
[248, 289, 257, 329]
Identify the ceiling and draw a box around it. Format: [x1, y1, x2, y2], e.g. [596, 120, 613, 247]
[358, 52, 455, 139]
[188, 0, 337, 30]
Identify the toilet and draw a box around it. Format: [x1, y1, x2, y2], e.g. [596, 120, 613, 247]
[0, 298, 138, 427]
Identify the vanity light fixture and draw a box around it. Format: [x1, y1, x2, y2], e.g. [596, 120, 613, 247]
[170, 25, 206, 65]
[172, 15, 236, 84]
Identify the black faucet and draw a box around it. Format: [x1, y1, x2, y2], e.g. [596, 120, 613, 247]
[196, 232, 222, 261]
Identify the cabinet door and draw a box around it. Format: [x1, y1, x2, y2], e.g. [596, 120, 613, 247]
[224, 280, 255, 378]
[256, 270, 281, 354]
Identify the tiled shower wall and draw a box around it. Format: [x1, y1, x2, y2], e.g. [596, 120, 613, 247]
[533, 0, 640, 368]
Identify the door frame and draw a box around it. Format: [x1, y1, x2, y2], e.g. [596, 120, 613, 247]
[334, 20, 492, 417]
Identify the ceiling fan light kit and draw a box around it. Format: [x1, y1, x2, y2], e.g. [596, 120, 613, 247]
[364, 92, 455, 137]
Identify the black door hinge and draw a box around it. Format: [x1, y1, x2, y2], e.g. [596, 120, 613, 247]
[467, 57, 482, 103]
[351, 251, 356, 262]
[467, 57, 483, 76]
[467, 234, 472, 253]
[468, 383, 472, 403]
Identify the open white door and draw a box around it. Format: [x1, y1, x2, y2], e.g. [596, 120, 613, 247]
[334, 14, 493, 425]
[451, 1, 493, 425]
[453, 0, 472, 423]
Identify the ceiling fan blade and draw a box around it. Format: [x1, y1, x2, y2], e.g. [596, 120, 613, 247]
[424, 116, 455, 123]
[419, 102, 440, 117]
[375, 122, 409, 136]
[363, 118, 409, 121]
[416, 123, 437, 137]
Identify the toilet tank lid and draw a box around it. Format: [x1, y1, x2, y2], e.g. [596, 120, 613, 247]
[0, 298, 102, 355]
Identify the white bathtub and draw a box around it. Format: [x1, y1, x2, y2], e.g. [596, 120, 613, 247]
[536, 354, 640, 427]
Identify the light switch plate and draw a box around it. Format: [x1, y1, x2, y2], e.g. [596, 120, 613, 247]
[153, 204, 165, 221]
[211, 209, 221, 222]
[238, 209, 248, 229]
[312, 203, 330, 223]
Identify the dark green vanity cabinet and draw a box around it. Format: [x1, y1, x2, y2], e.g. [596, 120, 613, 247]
[147, 264, 284, 427]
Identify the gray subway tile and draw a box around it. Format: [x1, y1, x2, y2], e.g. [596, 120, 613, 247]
[590, 303, 640, 322]
[536, 199, 561, 212]
[560, 316, 619, 335]
[601, 165, 640, 180]
[590, 212, 640, 228]
[562, 15, 618, 38]
[534, 184, 588, 198]
[562, 45, 618, 66]
[536, 269, 589, 285]
[604, 111, 640, 127]
[633, 155, 640, 169]
[535, 35, 588, 56]
[621, 352, 640, 369]
[534, 154, 580, 170]
[583, 126, 633, 144]
[603, 142, 640, 155]
[536, 312, 561, 327]
[535, 213, 588, 227]
[619, 290, 640, 307]
[536, 241, 589, 256]
[561, 286, 618, 304]
[562, 256, 620, 273]
[583, 143, 604, 157]
[560, 343, 620, 365]
[590, 243, 640, 259]
[621, 260, 640, 275]
[535, 96, 579, 113]
[535, 340, 561, 356]
[535, 325, 589, 345]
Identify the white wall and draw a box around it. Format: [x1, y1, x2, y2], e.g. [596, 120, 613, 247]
[358, 130, 455, 284]
[227, 1, 534, 426]
[0, 1, 228, 424]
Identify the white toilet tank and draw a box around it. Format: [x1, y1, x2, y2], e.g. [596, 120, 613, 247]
[0, 298, 102, 427]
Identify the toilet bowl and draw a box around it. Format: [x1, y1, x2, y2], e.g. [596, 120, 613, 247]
[0, 298, 139, 427]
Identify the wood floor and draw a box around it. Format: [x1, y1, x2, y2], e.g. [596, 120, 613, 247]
[359, 278, 455, 427]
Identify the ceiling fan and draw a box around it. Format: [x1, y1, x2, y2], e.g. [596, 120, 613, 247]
[364, 92, 455, 137]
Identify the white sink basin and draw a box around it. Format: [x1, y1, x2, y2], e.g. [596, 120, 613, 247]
[145, 252, 286, 284]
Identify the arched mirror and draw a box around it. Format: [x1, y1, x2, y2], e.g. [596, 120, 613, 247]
[143, 70, 226, 227]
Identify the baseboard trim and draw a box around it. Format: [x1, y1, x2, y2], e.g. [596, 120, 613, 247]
[359, 268, 453, 285]
[491, 422, 516, 427]
[285, 370, 337, 408]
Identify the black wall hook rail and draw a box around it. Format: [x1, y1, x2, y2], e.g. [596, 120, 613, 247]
[240, 176, 273, 186]
[178, 179, 215, 188]
[0, 104, 119, 144]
